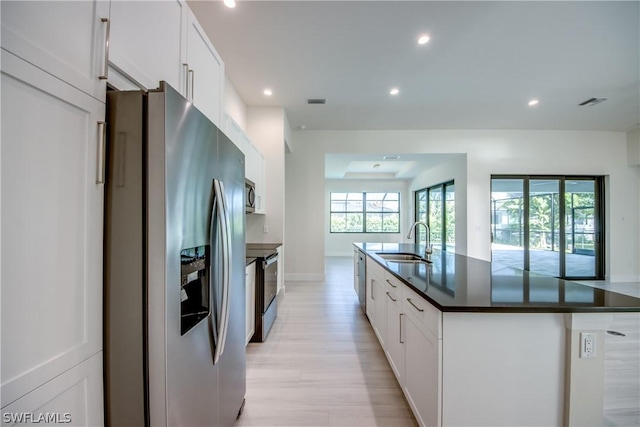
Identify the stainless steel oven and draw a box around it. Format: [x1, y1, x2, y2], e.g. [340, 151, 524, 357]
[250, 250, 278, 342]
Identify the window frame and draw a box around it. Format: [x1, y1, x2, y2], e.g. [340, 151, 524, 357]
[413, 180, 455, 251]
[329, 192, 401, 234]
[490, 175, 605, 280]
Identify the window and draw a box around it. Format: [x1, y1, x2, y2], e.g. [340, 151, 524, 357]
[330, 192, 400, 233]
[414, 181, 455, 251]
[491, 176, 604, 279]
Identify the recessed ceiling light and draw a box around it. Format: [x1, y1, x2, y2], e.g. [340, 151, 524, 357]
[263, 89, 273, 96]
[528, 99, 539, 106]
[298, 125, 306, 130]
[390, 88, 400, 96]
[223, 0, 236, 8]
[418, 34, 430, 45]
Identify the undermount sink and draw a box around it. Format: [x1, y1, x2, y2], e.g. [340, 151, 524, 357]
[376, 252, 431, 263]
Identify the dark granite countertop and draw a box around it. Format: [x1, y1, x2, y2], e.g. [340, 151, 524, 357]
[246, 243, 281, 259]
[355, 242, 640, 313]
[246, 257, 257, 266]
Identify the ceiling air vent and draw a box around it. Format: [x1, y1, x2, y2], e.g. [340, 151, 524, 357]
[307, 98, 327, 105]
[383, 156, 400, 160]
[578, 97, 607, 107]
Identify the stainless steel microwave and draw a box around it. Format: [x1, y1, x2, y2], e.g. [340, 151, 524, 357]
[245, 179, 255, 213]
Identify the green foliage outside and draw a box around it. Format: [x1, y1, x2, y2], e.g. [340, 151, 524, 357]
[492, 190, 595, 252]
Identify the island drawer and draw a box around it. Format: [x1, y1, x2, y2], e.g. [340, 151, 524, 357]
[403, 284, 442, 339]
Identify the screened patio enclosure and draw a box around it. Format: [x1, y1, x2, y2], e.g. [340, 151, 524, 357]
[491, 177, 603, 279]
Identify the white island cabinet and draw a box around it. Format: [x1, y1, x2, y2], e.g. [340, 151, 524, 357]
[366, 256, 387, 348]
[362, 252, 564, 427]
[383, 273, 404, 386]
[1, 50, 105, 420]
[402, 286, 442, 427]
[356, 243, 640, 427]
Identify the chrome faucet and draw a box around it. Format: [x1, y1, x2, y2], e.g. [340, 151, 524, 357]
[407, 221, 433, 261]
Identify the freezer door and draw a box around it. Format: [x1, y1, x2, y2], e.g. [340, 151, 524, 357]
[147, 82, 220, 427]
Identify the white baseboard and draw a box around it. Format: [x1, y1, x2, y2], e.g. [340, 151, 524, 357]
[325, 251, 353, 257]
[284, 273, 326, 282]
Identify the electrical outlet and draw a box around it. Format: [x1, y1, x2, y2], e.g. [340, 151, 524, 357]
[263, 224, 268, 233]
[580, 332, 596, 358]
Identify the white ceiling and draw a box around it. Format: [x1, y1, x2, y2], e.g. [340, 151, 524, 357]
[190, 0, 639, 133]
[188, 0, 639, 179]
[325, 153, 460, 180]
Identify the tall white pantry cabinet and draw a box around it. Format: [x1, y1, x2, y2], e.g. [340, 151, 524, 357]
[1, 1, 225, 424]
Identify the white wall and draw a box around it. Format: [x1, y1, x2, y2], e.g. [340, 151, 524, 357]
[325, 179, 411, 256]
[285, 129, 640, 282]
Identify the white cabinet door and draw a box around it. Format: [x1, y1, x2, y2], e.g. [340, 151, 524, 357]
[372, 278, 387, 348]
[1, 0, 109, 101]
[404, 314, 441, 427]
[252, 147, 266, 214]
[365, 258, 379, 328]
[245, 264, 256, 345]
[223, 113, 247, 155]
[385, 285, 404, 386]
[184, 9, 224, 127]
[1, 353, 104, 426]
[353, 249, 359, 297]
[1, 51, 104, 408]
[109, 0, 185, 91]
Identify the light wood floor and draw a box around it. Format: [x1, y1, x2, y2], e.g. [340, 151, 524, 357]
[236, 256, 417, 427]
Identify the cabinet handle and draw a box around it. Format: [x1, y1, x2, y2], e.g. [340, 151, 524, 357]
[99, 18, 111, 80]
[183, 63, 189, 96]
[407, 298, 424, 312]
[386, 279, 397, 288]
[189, 69, 195, 102]
[96, 121, 106, 184]
[399, 313, 404, 344]
[386, 291, 396, 302]
[370, 279, 375, 300]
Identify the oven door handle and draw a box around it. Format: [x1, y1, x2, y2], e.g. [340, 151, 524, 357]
[263, 254, 278, 269]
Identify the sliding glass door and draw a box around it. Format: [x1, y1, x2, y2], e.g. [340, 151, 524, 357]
[491, 176, 603, 279]
[529, 179, 560, 276]
[565, 179, 597, 277]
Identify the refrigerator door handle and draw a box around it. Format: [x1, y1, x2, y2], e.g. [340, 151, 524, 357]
[216, 180, 232, 362]
[212, 179, 231, 365]
[208, 187, 220, 364]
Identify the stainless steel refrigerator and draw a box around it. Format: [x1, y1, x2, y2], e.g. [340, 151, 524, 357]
[104, 82, 246, 426]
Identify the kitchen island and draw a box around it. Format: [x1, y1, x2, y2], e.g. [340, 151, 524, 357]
[354, 242, 640, 427]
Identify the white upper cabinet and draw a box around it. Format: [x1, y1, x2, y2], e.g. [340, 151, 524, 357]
[252, 147, 266, 214]
[1, 0, 109, 101]
[184, 9, 224, 127]
[108, 0, 186, 92]
[1, 51, 105, 408]
[223, 113, 268, 214]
